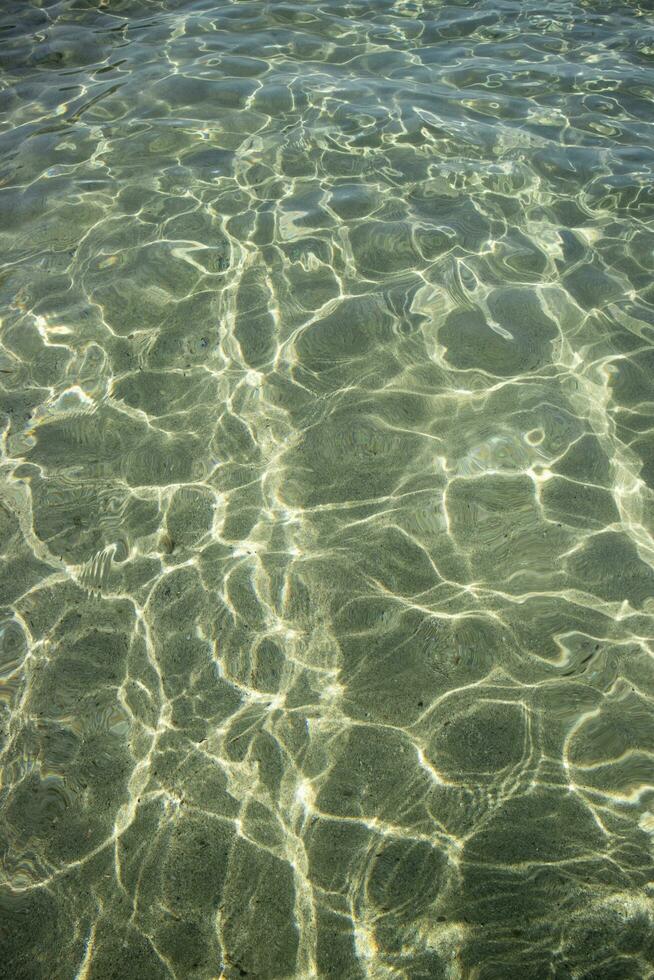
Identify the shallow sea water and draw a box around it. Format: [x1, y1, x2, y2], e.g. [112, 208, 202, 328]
[1, 0, 654, 977]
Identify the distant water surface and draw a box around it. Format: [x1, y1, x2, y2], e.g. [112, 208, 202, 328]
[1, 0, 654, 977]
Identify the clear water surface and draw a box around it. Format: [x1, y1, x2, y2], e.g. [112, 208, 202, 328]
[1, 0, 654, 977]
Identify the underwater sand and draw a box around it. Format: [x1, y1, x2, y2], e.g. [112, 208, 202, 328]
[1, 0, 654, 977]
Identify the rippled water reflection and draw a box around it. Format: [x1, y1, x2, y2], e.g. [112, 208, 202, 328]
[1, 0, 654, 977]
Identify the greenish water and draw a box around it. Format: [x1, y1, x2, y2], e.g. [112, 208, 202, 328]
[1, 0, 654, 976]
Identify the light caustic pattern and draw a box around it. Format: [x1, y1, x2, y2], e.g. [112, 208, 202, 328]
[1, 0, 654, 977]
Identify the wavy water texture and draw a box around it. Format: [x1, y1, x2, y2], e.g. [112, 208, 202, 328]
[1, 0, 654, 977]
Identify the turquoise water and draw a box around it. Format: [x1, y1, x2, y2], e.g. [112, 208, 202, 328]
[1, 0, 654, 976]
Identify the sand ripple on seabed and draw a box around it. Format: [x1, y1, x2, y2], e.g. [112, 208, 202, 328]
[1, 0, 654, 977]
